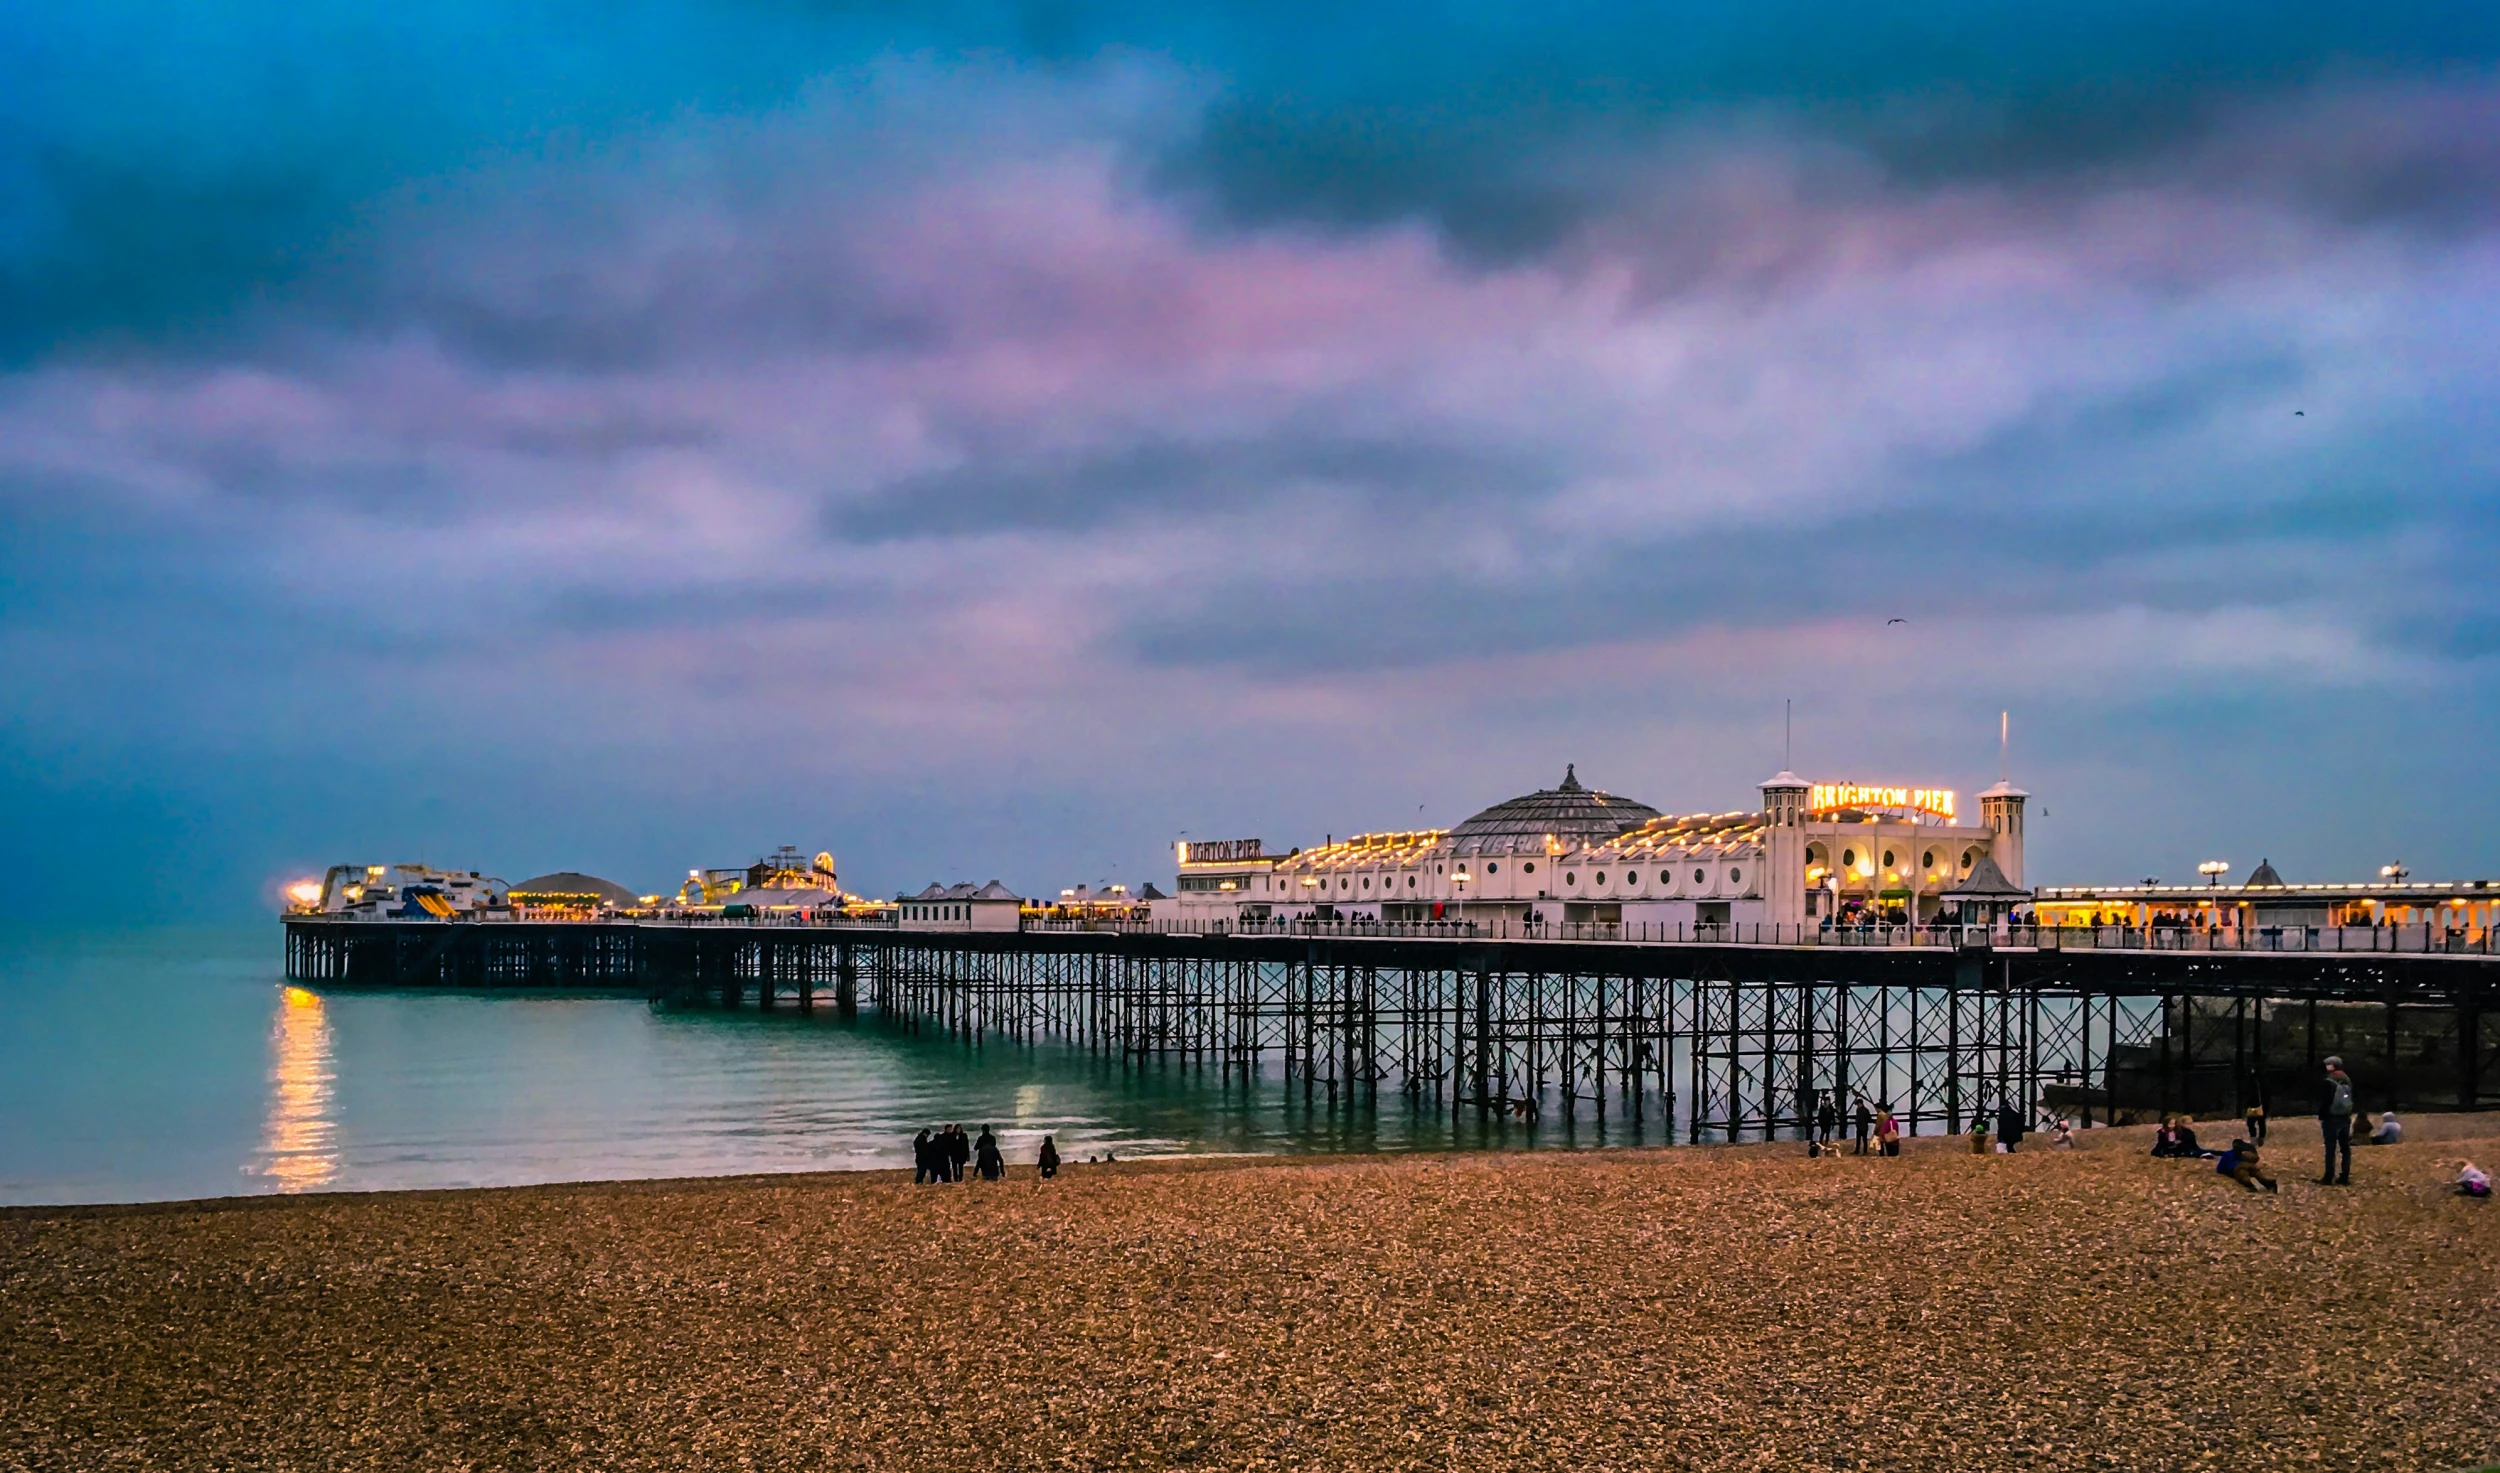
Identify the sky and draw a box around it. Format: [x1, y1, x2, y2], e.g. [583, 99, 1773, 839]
[4, 3, 2498, 916]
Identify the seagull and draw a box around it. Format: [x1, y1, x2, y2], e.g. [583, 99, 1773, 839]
[2294, 410, 2305, 417]
[1886, 617, 1908, 626]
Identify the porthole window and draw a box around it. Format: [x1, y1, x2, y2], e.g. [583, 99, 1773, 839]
[1523, 861, 1536, 874]
[1487, 862, 1499, 874]
[1922, 850, 1935, 870]
[1362, 877, 1371, 889]
[1730, 868, 1743, 884]
[1842, 849, 1857, 868]
[1594, 871, 1606, 885]
[1624, 871, 1640, 887]
[1407, 875, 1417, 888]
[1961, 850, 1976, 871]
[1566, 872, 1577, 885]
[1659, 870, 1672, 885]
[1882, 850, 1896, 869]
[1694, 868, 1706, 884]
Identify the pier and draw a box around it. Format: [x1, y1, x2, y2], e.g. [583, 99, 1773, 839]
[284, 917, 2500, 1140]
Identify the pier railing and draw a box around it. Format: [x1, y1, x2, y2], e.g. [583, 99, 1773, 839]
[297, 910, 2500, 958]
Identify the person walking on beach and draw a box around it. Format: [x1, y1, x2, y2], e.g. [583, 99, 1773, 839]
[1038, 1135, 1060, 1180]
[2317, 1057, 2355, 1186]
[1876, 1105, 1901, 1157]
[1816, 1091, 1839, 1146]
[912, 1129, 937, 1185]
[974, 1126, 1004, 1182]
[1996, 1099, 2026, 1154]
[1853, 1097, 1873, 1155]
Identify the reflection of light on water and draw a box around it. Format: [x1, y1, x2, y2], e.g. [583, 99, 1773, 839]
[1013, 1084, 1045, 1124]
[259, 985, 337, 1191]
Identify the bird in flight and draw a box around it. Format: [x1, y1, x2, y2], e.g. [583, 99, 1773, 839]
[1886, 617, 1908, 626]
[2294, 410, 2305, 417]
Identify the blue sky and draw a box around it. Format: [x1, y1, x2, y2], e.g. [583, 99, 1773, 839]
[4, 3, 2498, 914]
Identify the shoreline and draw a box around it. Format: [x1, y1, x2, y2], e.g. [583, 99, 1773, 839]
[7, 1110, 2493, 1219]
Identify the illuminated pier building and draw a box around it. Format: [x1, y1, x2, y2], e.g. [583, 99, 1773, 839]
[1169, 766, 2027, 930]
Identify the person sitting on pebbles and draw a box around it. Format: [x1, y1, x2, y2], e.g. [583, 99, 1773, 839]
[2455, 1162, 2490, 1198]
[2215, 1136, 2278, 1194]
[2367, 1110, 2404, 1146]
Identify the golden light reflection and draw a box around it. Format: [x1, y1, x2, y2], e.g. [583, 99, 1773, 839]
[259, 985, 337, 1192]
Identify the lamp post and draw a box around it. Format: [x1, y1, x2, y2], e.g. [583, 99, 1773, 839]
[2198, 860, 2230, 887]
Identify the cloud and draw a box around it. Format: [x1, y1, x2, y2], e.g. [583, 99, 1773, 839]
[4, 29, 2500, 911]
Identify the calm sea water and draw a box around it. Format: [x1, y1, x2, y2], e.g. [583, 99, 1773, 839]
[0, 925, 1671, 1206]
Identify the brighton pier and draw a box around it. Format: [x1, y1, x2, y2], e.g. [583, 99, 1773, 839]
[282, 767, 2500, 1141]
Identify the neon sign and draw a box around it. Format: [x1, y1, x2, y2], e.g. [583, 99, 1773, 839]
[1808, 784, 1957, 822]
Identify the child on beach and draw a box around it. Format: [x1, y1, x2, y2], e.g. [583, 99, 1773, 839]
[2457, 1162, 2491, 1198]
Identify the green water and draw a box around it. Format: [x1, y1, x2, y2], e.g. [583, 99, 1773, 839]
[0, 925, 1673, 1205]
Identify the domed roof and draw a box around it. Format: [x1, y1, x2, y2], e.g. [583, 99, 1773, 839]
[509, 872, 640, 907]
[1444, 765, 1663, 857]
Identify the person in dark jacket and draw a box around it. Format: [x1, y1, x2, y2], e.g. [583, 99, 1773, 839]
[974, 1126, 1004, 1182]
[1816, 1092, 1839, 1146]
[1037, 1135, 1060, 1179]
[911, 1129, 936, 1185]
[2317, 1057, 2355, 1185]
[946, 1124, 972, 1183]
[1995, 1100, 2026, 1153]
[1853, 1097, 1873, 1155]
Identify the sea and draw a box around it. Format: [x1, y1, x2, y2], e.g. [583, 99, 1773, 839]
[0, 925, 1673, 1206]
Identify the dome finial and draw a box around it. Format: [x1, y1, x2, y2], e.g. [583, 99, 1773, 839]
[1559, 763, 1582, 792]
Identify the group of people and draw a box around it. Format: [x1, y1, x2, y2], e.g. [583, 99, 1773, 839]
[2145, 1057, 2486, 1196]
[910, 1124, 1060, 1184]
[1803, 1090, 2086, 1158]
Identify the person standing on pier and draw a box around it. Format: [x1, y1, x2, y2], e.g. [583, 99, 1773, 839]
[1853, 1097, 1873, 1156]
[974, 1126, 1004, 1182]
[2317, 1057, 2355, 1186]
[1038, 1135, 1061, 1179]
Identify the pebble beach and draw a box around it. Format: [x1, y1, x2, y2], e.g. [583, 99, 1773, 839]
[5, 1118, 2497, 1471]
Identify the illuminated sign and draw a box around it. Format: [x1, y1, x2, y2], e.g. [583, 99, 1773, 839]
[1178, 838, 1265, 865]
[1808, 784, 1957, 822]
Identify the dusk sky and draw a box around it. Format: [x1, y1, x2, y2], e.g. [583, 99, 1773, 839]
[5, 3, 2498, 916]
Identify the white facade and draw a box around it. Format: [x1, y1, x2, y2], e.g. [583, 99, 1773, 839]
[898, 880, 1024, 932]
[1164, 765, 2028, 930]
